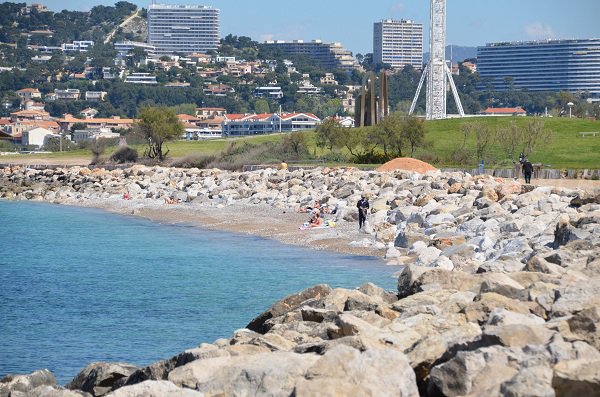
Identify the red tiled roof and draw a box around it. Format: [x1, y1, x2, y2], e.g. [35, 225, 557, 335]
[16, 88, 41, 93]
[176, 114, 200, 122]
[484, 107, 526, 114]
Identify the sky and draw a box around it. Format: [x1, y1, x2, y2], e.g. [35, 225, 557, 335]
[40, 0, 600, 54]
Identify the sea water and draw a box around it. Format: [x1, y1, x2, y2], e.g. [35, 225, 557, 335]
[0, 201, 397, 384]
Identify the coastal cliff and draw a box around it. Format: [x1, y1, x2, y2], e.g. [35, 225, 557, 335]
[1, 165, 600, 396]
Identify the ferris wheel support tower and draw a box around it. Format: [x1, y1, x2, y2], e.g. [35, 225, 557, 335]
[409, 0, 464, 120]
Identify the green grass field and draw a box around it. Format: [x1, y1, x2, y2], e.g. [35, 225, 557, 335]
[2, 117, 598, 169]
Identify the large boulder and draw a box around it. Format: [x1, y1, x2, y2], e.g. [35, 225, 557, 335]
[105, 380, 202, 397]
[168, 352, 319, 396]
[66, 363, 139, 397]
[0, 370, 58, 396]
[294, 345, 418, 397]
[246, 284, 332, 334]
[552, 359, 600, 397]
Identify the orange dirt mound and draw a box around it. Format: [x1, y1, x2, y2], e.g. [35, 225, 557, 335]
[376, 157, 438, 173]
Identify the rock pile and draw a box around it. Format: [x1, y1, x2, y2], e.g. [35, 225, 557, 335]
[1, 165, 600, 396]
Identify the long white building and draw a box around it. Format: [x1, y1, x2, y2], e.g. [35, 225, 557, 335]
[373, 19, 423, 70]
[148, 3, 220, 55]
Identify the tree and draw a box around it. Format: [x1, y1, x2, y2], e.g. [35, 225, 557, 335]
[372, 112, 405, 159]
[137, 106, 184, 161]
[253, 99, 270, 114]
[401, 116, 426, 157]
[461, 121, 494, 161]
[315, 118, 343, 151]
[521, 118, 553, 158]
[496, 120, 522, 161]
[282, 131, 309, 159]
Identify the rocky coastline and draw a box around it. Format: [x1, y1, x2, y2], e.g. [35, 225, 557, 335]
[1, 164, 600, 396]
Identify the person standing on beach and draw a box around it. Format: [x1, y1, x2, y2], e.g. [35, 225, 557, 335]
[357, 195, 369, 231]
[522, 159, 534, 184]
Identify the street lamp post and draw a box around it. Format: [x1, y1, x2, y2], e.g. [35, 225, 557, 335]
[567, 102, 574, 119]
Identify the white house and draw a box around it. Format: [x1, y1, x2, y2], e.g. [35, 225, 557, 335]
[253, 86, 284, 100]
[72, 127, 120, 143]
[22, 127, 59, 147]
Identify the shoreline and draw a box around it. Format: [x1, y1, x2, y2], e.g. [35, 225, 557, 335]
[72, 198, 389, 260]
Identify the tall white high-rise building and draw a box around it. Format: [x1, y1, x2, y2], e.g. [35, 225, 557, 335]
[148, 3, 220, 55]
[373, 19, 423, 69]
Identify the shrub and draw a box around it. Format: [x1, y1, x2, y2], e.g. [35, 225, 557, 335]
[170, 153, 217, 169]
[450, 148, 474, 166]
[110, 146, 138, 164]
[417, 152, 439, 165]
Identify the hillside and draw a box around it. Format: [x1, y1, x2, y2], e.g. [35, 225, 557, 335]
[0, 1, 137, 46]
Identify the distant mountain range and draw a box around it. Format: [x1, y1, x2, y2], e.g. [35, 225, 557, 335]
[424, 45, 478, 63]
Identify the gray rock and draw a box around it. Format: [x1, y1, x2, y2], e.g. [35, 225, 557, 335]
[552, 359, 600, 397]
[294, 345, 418, 397]
[105, 380, 202, 397]
[0, 370, 57, 396]
[66, 362, 138, 397]
[247, 284, 332, 334]
[168, 351, 319, 396]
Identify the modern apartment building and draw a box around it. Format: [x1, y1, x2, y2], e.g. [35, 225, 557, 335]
[264, 40, 360, 71]
[148, 3, 220, 55]
[373, 19, 423, 70]
[477, 38, 600, 96]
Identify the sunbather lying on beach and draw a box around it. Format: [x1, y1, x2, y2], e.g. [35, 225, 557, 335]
[308, 211, 323, 227]
[298, 200, 322, 213]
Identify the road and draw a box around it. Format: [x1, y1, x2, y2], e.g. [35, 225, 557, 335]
[104, 8, 140, 44]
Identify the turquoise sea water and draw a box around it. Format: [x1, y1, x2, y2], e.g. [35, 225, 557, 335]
[0, 200, 397, 384]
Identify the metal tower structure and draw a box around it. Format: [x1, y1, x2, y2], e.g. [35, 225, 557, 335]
[409, 0, 464, 120]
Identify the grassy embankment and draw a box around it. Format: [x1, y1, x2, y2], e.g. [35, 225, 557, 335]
[1, 117, 598, 169]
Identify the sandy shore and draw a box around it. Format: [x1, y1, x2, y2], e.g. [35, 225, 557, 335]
[76, 198, 388, 259]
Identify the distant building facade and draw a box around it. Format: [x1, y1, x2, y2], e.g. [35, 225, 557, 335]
[477, 38, 600, 96]
[61, 41, 94, 52]
[148, 4, 220, 55]
[264, 40, 360, 71]
[222, 113, 321, 136]
[373, 19, 423, 70]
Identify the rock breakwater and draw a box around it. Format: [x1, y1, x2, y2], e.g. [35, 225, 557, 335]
[1, 165, 600, 396]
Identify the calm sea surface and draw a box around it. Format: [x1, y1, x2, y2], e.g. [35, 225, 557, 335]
[0, 200, 397, 384]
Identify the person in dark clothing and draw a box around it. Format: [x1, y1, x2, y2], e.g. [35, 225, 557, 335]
[357, 195, 369, 231]
[522, 159, 534, 184]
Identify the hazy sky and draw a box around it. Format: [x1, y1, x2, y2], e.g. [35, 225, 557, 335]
[41, 0, 600, 54]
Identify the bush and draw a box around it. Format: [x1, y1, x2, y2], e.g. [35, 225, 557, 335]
[110, 146, 138, 164]
[170, 153, 217, 169]
[450, 148, 474, 166]
[417, 152, 439, 165]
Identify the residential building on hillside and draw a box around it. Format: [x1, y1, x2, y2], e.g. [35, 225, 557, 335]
[85, 91, 107, 101]
[115, 41, 157, 57]
[61, 41, 94, 52]
[264, 40, 360, 71]
[254, 86, 284, 100]
[24, 100, 45, 111]
[54, 89, 80, 100]
[124, 73, 158, 84]
[477, 38, 600, 96]
[320, 73, 338, 85]
[222, 112, 321, 136]
[56, 115, 136, 132]
[203, 83, 234, 96]
[10, 109, 50, 122]
[196, 107, 226, 119]
[16, 88, 42, 101]
[80, 108, 99, 119]
[373, 19, 423, 70]
[148, 4, 220, 55]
